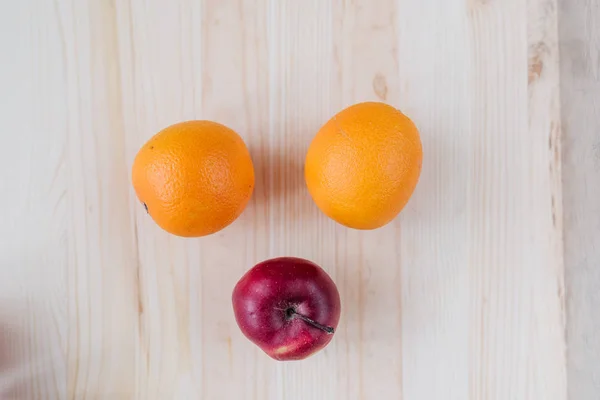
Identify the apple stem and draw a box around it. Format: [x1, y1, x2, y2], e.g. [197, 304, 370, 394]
[289, 309, 335, 334]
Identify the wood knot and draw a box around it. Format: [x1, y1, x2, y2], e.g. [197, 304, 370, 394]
[528, 42, 550, 84]
[528, 55, 544, 84]
[468, 0, 491, 10]
[372, 73, 388, 101]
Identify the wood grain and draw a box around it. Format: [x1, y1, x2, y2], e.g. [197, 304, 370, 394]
[559, 0, 600, 399]
[0, 0, 568, 399]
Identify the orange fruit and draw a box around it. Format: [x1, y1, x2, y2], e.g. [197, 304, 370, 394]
[131, 120, 255, 237]
[305, 102, 422, 230]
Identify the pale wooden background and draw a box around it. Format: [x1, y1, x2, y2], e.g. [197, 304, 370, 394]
[0, 0, 577, 399]
[559, 0, 600, 399]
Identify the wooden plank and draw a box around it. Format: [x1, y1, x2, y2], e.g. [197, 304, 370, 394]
[396, 0, 566, 399]
[0, 1, 71, 398]
[117, 1, 272, 398]
[395, 2, 471, 398]
[0, 0, 139, 398]
[63, 1, 139, 397]
[265, 1, 341, 399]
[558, 0, 600, 398]
[329, 0, 404, 398]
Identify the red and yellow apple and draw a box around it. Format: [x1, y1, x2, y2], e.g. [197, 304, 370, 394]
[232, 257, 341, 361]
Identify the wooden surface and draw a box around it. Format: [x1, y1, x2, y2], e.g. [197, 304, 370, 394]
[559, 0, 600, 399]
[0, 0, 569, 399]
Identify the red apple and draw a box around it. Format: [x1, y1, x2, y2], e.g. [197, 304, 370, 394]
[232, 257, 341, 361]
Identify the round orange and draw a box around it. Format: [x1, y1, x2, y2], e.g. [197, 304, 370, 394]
[131, 120, 255, 237]
[305, 102, 423, 230]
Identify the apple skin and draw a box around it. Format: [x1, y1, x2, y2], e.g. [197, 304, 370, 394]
[232, 257, 341, 361]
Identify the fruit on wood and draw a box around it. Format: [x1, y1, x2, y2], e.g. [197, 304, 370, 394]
[305, 101, 423, 230]
[131, 120, 254, 237]
[232, 257, 341, 361]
